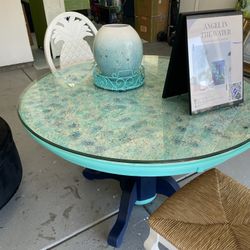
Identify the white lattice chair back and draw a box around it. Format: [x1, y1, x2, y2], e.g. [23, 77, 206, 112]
[44, 12, 97, 73]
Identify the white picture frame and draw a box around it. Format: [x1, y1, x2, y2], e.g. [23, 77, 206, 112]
[186, 11, 243, 114]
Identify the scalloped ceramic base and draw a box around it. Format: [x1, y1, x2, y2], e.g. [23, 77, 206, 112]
[93, 65, 145, 91]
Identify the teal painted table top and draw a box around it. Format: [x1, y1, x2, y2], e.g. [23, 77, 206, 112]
[18, 56, 250, 176]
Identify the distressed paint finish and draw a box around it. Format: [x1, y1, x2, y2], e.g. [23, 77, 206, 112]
[18, 56, 250, 175]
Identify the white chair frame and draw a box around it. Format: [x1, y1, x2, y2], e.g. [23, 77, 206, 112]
[44, 11, 97, 73]
[144, 228, 178, 250]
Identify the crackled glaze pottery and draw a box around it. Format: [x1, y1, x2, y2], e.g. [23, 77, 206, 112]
[93, 24, 143, 76]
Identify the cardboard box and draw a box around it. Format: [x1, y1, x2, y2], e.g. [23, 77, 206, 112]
[134, 0, 169, 17]
[135, 15, 168, 42]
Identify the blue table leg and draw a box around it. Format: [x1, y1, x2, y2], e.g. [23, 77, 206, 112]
[82, 169, 180, 247]
[107, 178, 137, 247]
[157, 176, 180, 196]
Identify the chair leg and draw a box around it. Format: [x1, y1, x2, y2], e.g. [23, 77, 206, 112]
[144, 228, 160, 250]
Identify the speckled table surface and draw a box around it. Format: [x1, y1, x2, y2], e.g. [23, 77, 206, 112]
[18, 56, 250, 164]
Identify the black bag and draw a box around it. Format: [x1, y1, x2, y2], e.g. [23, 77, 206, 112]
[0, 117, 22, 209]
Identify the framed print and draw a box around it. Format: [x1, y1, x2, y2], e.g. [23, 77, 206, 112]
[186, 11, 243, 114]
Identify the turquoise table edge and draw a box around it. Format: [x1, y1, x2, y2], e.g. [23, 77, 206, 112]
[28, 130, 250, 177]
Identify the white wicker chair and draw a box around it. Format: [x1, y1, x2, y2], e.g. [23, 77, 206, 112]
[44, 11, 97, 73]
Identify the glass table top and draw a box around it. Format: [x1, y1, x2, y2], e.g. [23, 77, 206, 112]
[18, 56, 250, 163]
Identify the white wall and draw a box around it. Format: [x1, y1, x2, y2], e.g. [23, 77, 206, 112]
[180, 0, 238, 12]
[0, 1, 33, 67]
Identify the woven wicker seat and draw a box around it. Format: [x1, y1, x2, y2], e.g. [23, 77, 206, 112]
[144, 169, 250, 250]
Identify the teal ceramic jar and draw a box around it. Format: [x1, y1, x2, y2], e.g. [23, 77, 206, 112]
[93, 24, 143, 77]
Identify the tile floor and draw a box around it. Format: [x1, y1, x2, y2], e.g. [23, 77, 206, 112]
[0, 42, 249, 250]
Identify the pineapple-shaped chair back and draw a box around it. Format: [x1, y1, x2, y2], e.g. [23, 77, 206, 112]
[44, 12, 97, 73]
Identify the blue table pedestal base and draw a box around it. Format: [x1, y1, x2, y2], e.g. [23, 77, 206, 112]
[82, 168, 180, 247]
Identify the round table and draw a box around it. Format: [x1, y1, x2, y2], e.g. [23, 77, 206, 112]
[18, 56, 250, 247]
